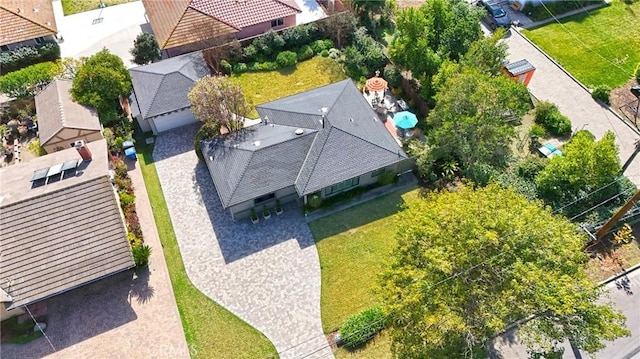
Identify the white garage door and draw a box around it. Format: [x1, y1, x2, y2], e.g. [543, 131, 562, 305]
[151, 109, 198, 134]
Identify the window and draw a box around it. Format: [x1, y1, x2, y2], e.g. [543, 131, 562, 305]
[255, 193, 275, 205]
[271, 18, 284, 27]
[371, 168, 384, 177]
[325, 177, 360, 196]
[34, 37, 45, 44]
[0, 45, 9, 52]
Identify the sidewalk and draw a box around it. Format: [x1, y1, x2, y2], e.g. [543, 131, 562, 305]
[505, 30, 640, 187]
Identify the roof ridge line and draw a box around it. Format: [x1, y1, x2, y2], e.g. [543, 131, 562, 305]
[144, 75, 173, 118]
[273, 0, 302, 12]
[189, 2, 241, 30]
[162, 3, 193, 49]
[222, 146, 254, 208]
[295, 124, 332, 195]
[331, 123, 402, 156]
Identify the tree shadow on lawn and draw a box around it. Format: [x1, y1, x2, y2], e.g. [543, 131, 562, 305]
[193, 160, 316, 264]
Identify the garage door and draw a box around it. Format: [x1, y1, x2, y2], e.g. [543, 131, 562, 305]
[151, 109, 198, 134]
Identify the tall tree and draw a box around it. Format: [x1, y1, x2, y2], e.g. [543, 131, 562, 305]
[130, 33, 161, 65]
[460, 29, 508, 76]
[379, 184, 629, 358]
[70, 49, 131, 114]
[425, 67, 531, 180]
[187, 75, 250, 132]
[389, 0, 482, 103]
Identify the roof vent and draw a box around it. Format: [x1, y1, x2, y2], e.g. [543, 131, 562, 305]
[295, 128, 304, 135]
[349, 118, 354, 122]
[33, 8, 39, 13]
[253, 141, 261, 146]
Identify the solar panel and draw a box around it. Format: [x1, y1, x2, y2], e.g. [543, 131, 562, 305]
[31, 168, 49, 182]
[47, 163, 63, 178]
[61, 159, 79, 172]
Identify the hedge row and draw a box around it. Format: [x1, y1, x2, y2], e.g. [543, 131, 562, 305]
[339, 307, 387, 349]
[223, 40, 335, 74]
[0, 41, 60, 75]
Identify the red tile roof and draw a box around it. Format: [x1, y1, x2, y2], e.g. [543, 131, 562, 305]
[0, 0, 57, 46]
[190, 0, 300, 29]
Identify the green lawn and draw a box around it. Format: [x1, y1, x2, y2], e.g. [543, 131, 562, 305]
[136, 144, 277, 359]
[523, 0, 640, 88]
[309, 187, 419, 333]
[230, 56, 347, 118]
[61, 0, 135, 15]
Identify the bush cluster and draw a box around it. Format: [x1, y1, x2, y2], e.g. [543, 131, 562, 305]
[591, 85, 611, 104]
[0, 61, 62, 98]
[534, 101, 572, 137]
[0, 41, 60, 74]
[276, 51, 298, 67]
[339, 307, 386, 349]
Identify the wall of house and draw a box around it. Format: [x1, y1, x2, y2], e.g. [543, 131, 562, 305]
[321, 159, 415, 199]
[43, 129, 103, 153]
[1, 304, 25, 321]
[230, 185, 298, 220]
[235, 15, 296, 40]
[0, 35, 56, 52]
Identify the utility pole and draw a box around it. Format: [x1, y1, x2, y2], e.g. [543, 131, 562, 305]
[595, 189, 640, 240]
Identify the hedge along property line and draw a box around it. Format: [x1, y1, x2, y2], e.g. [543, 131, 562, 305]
[0, 41, 60, 75]
[111, 156, 151, 268]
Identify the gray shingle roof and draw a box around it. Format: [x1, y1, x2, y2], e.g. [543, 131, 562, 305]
[0, 140, 134, 310]
[35, 79, 101, 145]
[203, 124, 317, 207]
[129, 51, 209, 119]
[505, 59, 535, 76]
[204, 79, 409, 208]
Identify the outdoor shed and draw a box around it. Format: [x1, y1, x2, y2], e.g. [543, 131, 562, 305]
[0, 140, 135, 319]
[503, 59, 536, 86]
[129, 51, 209, 134]
[35, 79, 102, 153]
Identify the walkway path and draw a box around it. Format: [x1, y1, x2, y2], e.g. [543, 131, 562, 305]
[505, 30, 640, 186]
[153, 125, 333, 359]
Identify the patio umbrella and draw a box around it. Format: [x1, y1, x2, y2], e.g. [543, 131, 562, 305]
[365, 76, 388, 92]
[392, 111, 418, 129]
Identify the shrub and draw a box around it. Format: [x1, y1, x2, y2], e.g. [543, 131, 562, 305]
[320, 49, 329, 57]
[296, 45, 314, 62]
[251, 30, 285, 57]
[307, 194, 323, 209]
[132, 244, 152, 268]
[128, 232, 143, 248]
[323, 39, 334, 50]
[233, 62, 248, 73]
[257, 61, 278, 71]
[0, 41, 60, 74]
[383, 64, 402, 87]
[276, 51, 298, 68]
[0, 61, 62, 98]
[119, 190, 136, 207]
[220, 59, 232, 75]
[27, 138, 47, 156]
[516, 156, 548, 180]
[529, 124, 546, 139]
[129, 33, 161, 65]
[242, 44, 258, 61]
[310, 39, 327, 54]
[281, 23, 318, 48]
[194, 120, 222, 161]
[112, 157, 129, 178]
[339, 307, 386, 349]
[377, 170, 397, 185]
[114, 175, 133, 192]
[592, 85, 611, 104]
[534, 101, 571, 137]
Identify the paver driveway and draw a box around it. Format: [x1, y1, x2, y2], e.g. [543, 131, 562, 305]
[153, 124, 333, 359]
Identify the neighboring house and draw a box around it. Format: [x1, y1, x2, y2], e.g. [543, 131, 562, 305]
[35, 79, 103, 154]
[0, 0, 57, 51]
[129, 51, 209, 134]
[201, 79, 413, 219]
[0, 140, 135, 320]
[142, 0, 301, 56]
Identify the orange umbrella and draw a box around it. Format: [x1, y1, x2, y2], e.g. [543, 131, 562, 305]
[365, 76, 388, 92]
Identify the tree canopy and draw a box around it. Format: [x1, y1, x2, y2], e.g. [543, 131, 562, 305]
[422, 66, 531, 181]
[378, 184, 629, 358]
[130, 33, 161, 65]
[70, 49, 131, 114]
[187, 75, 250, 132]
[389, 0, 482, 102]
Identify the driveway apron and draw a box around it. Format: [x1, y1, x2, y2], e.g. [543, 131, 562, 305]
[506, 30, 640, 186]
[153, 125, 333, 359]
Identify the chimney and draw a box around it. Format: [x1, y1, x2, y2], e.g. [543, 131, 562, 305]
[74, 140, 92, 161]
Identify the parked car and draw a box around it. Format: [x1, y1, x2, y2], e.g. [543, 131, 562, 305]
[476, 0, 512, 29]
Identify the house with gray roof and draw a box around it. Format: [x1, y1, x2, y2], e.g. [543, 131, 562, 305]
[129, 51, 209, 134]
[0, 139, 134, 320]
[201, 79, 413, 219]
[35, 79, 102, 154]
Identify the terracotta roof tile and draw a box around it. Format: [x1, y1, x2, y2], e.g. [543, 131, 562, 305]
[191, 0, 300, 29]
[0, 0, 57, 46]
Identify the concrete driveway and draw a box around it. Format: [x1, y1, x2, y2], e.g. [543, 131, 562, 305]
[52, 0, 148, 68]
[153, 124, 333, 359]
[504, 29, 640, 186]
